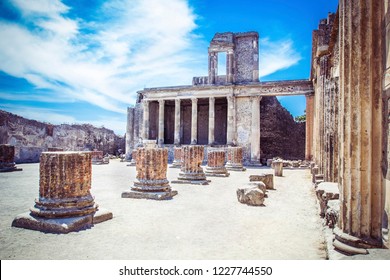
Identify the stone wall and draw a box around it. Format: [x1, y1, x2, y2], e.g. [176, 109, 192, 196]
[260, 96, 306, 161]
[0, 110, 125, 163]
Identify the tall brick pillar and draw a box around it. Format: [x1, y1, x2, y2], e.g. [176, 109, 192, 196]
[333, 0, 385, 255]
[12, 152, 112, 233]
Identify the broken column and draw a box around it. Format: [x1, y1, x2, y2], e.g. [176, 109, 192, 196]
[225, 146, 246, 171]
[128, 149, 137, 166]
[122, 147, 177, 200]
[273, 160, 283, 176]
[173, 145, 209, 185]
[12, 152, 112, 233]
[170, 146, 182, 168]
[0, 144, 22, 172]
[205, 149, 229, 177]
[91, 150, 104, 165]
[333, 0, 385, 255]
[249, 174, 274, 190]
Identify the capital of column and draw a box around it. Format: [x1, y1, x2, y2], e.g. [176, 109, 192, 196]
[175, 99, 181, 106]
[191, 97, 198, 104]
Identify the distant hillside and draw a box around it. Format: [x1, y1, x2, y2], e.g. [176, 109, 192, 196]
[0, 110, 125, 163]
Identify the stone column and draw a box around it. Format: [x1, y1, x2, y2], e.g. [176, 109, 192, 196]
[125, 107, 134, 161]
[173, 145, 208, 184]
[142, 100, 149, 140]
[226, 96, 235, 145]
[250, 96, 262, 164]
[208, 97, 215, 145]
[273, 160, 283, 177]
[205, 149, 229, 177]
[91, 150, 104, 165]
[191, 98, 198, 144]
[122, 147, 177, 200]
[305, 94, 314, 161]
[208, 52, 217, 84]
[333, 0, 385, 255]
[174, 99, 181, 145]
[12, 152, 112, 233]
[158, 99, 165, 146]
[226, 51, 234, 83]
[128, 149, 137, 166]
[225, 146, 246, 171]
[0, 144, 22, 172]
[171, 146, 182, 168]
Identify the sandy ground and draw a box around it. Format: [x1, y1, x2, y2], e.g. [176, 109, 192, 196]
[0, 160, 327, 260]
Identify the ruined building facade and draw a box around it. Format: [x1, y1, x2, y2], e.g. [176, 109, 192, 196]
[308, 1, 390, 253]
[126, 32, 311, 164]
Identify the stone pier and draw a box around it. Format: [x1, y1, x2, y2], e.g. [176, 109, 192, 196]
[170, 146, 182, 168]
[122, 147, 177, 200]
[12, 152, 112, 233]
[205, 149, 229, 177]
[0, 144, 22, 172]
[273, 160, 283, 177]
[172, 145, 209, 185]
[225, 146, 246, 171]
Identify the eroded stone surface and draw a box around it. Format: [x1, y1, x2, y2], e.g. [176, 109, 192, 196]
[273, 160, 283, 177]
[205, 149, 229, 177]
[12, 151, 112, 233]
[171, 146, 182, 168]
[249, 174, 274, 189]
[225, 146, 246, 171]
[0, 144, 22, 172]
[316, 182, 339, 218]
[237, 187, 265, 206]
[175, 145, 208, 184]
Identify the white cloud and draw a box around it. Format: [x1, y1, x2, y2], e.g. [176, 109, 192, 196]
[258, 38, 301, 78]
[0, 0, 204, 116]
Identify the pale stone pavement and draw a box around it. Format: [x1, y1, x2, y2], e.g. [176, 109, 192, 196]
[0, 160, 327, 260]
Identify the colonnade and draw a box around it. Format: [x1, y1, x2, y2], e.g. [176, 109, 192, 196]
[141, 95, 262, 163]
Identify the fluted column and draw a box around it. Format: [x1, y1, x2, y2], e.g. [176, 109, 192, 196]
[174, 99, 181, 145]
[250, 96, 262, 164]
[208, 97, 215, 145]
[305, 94, 314, 161]
[333, 0, 385, 255]
[158, 99, 165, 146]
[142, 100, 149, 140]
[226, 96, 235, 145]
[191, 98, 198, 144]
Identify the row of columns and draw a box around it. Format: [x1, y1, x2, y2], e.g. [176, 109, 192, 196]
[141, 96, 262, 163]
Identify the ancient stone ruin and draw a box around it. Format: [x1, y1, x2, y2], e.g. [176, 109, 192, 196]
[12, 152, 112, 233]
[172, 145, 209, 185]
[205, 149, 229, 177]
[0, 144, 22, 172]
[170, 146, 182, 168]
[225, 146, 246, 171]
[122, 147, 177, 200]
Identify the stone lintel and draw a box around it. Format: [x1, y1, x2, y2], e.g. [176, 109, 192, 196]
[121, 190, 178, 200]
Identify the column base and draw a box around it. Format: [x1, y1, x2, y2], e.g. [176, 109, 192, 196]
[205, 167, 230, 177]
[225, 163, 246, 171]
[11, 208, 112, 234]
[121, 189, 178, 200]
[333, 227, 383, 255]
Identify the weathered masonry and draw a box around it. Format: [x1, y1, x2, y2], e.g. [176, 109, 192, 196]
[308, 1, 390, 254]
[126, 32, 313, 164]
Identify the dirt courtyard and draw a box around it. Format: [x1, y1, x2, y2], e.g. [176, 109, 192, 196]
[0, 160, 327, 260]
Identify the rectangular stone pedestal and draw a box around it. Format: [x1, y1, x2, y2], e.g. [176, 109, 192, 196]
[121, 189, 178, 200]
[12, 208, 113, 233]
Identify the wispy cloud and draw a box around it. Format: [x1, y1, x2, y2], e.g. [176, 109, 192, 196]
[258, 38, 301, 78]
[0, 0, 204, 115]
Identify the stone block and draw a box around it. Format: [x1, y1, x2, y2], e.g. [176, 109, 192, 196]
[249, 174, 274, 189]
[237, 187, 265, 206]
[273, 160, 283, 176]
[315, 182, 339, 217]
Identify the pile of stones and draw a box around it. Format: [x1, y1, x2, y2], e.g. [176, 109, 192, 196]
[236, 174, 274, 206]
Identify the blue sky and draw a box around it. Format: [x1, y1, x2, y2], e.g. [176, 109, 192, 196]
[0, 0, 339, 135]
